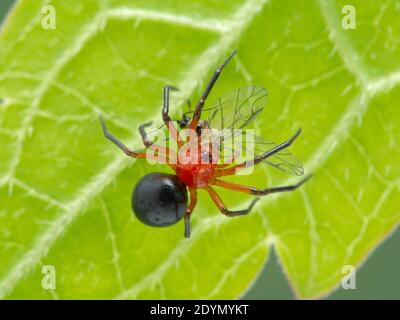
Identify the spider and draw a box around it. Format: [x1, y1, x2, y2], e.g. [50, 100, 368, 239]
[100, 50, 310, 238]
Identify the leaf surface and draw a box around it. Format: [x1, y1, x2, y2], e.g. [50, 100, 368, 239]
[0, 0, 399, 299]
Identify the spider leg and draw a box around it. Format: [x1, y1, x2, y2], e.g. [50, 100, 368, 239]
[138, 121, 176, 165]
[138, 121, 155, 148]
[213, 174, 312, 196]
[163, 85, 184, 147]
[206, 186, 259, 217]
[138, 121, 170, 154]
[184, 188, 198, 238]
[217, 129, 302, 177]
[189, 50, 237, 131]
[100, 115, 146, 158]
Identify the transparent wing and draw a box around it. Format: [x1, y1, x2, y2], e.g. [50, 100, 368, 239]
[135, 87, 301, 175]
[253, 134, 304, 175]
[195, 86, 268, 132]
[136, 86, 304, 175]
[193, 86, 268, 166]
[142, 86, 267, 139]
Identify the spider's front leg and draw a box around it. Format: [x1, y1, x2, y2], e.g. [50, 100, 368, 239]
[138, 121, 171, 154]
[100, 115, 146, 158]
[189, 50, 237, 131]
[138, 121, 155, 148]
[163, 85, 184, 147]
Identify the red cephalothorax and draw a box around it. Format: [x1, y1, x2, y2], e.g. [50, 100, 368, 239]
[175, 138, 220, 188]
[100, 50, 311, 238]
[176, 162, 218, 189]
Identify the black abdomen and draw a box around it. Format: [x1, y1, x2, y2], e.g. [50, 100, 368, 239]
[132, 172, 188, 227]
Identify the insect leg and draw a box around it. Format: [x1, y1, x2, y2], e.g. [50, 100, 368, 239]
[100, 115, 146, 158]
[217, 129, 302, 177]
[206, 186, 259, 217]
[189, 50, 237, 131]
[184, 188, 198, 238]
[213, 175, 312, 196]
[163, 85, 184, 147]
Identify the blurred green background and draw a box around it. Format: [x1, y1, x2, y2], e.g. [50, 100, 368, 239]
[0, 0, 398, 300]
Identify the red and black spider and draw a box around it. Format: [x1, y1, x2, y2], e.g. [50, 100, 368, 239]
[100, 50, 310, 238]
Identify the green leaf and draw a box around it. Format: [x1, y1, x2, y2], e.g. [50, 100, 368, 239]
[0, 0, 399, 299]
